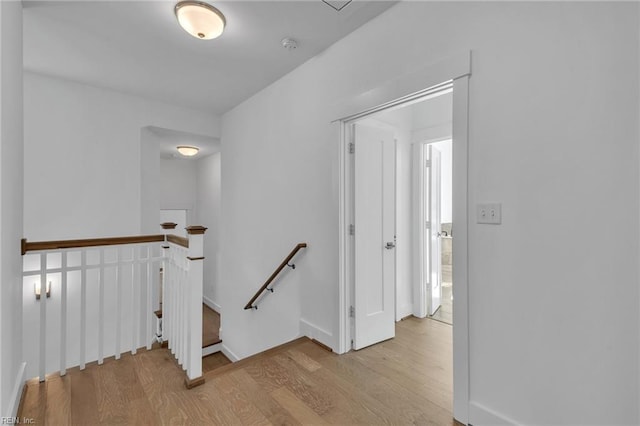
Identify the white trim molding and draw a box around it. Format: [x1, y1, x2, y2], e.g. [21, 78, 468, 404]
[203, 296, 221, 313]
[451, 74, 470, 425]
[300, 318, 333, 348]
[7, 362, 26, 419]
[221, 344, 240, 363]
[470, 401, 520, 426]
[333, 50, 471, 123]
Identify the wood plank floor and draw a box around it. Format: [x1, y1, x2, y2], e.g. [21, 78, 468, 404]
[18, 317, 458, 425]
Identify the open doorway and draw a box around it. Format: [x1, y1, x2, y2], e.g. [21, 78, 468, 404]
[336, 52, 471, 423]
[417, 139, 453, 325]
[347, 87, 453, 348]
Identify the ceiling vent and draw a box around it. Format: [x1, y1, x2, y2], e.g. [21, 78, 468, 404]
[322, 0, 352, 12]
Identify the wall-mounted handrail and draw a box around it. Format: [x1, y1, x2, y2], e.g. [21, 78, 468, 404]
[244, 243, 307, 310]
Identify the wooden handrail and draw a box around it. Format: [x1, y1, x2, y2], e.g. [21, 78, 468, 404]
[167, 234, 189, 248]
[244, 243, 307, 310]
[21, 235, 165, 254]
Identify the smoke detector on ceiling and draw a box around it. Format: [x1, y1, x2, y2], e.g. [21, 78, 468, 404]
[281, 38, 298, 51]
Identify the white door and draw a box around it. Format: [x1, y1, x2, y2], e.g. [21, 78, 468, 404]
[353, 122, 396, 350]
[427, 145, 442, 316]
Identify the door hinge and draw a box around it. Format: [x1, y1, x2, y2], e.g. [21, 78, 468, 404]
[349, 224, 355, 236]
[348, 142, 355, 154]
[349, 306, 355, 317]
[425, 159, 431, 167]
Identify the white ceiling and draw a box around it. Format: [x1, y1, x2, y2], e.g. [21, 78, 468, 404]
[147, 126, 220, 159]
[23, 0, 396, 115]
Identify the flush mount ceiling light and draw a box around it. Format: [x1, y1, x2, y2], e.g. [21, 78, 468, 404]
[174, 1, 226, 40]
[177, 145, 199, 156]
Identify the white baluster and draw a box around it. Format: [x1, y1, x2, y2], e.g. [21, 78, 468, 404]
[146, 245, 152, 350]
[60, 251, 67, 376]
[115, 247, 122, 360]
[98, 248, 104, 365]
[131, 248, 139, 355]
[39, 253, 47, 382]
[80, 250, 87, 370]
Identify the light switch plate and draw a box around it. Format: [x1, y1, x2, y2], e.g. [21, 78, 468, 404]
[477, 203, 502, 224]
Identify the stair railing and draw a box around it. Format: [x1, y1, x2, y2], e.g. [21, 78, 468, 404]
[21, 234, 165, 382]
[244, 243, 307, 310]
[162, 225, 207, 388]
[21, 225, 207, 389]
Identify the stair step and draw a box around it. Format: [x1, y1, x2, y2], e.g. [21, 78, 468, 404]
[203, 337, 222, 348]
[155, 303, 221, 349]
[203, 342, 222, 357]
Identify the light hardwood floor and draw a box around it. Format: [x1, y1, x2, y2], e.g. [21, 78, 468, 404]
[18, 317, 458, 425]
[430, 283, 453, 325]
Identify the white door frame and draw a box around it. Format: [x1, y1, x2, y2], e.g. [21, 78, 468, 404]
[334, 51, 471, 424]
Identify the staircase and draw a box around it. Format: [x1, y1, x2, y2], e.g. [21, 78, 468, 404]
[202, 304, 223, 356]
[155, 303, 228, 364]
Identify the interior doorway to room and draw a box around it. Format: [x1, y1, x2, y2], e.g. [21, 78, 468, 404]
[348, 86, 453, 351]
[417, 139, 453, 325]
[338, 53, 470, 424]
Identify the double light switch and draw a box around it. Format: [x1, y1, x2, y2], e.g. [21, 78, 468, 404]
[477, 203, 502, 224]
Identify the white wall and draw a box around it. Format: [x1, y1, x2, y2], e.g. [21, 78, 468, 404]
[220, 2, 639, 424]
[24, 72, 219, 241]
[159, 158, 197, 227]
[196, 153, 221, 309]
[0, 1, 24, 417]
[412, 90, 453, 144]
[159, 209, 187, 237]
[156, 154, 221, 307]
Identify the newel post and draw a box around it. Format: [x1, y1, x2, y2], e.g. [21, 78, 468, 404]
[185, 225, 207, 389]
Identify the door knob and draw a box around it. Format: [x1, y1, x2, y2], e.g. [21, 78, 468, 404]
[385, 242, 396, 249]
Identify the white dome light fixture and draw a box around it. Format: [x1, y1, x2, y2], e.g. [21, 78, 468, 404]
[177, 145, 199, 156]
[175, 1, 226, 40]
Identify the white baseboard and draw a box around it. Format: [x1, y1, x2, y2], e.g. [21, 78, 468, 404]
[469, 401, 519, 426]
[7, 362, 26, 418]
[221, 344, 240, 362]
[202, 343, 222, 357]
[396, 303, 413, 321]
[203, 296, 220, 313]
[300, 318, 334, 350]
